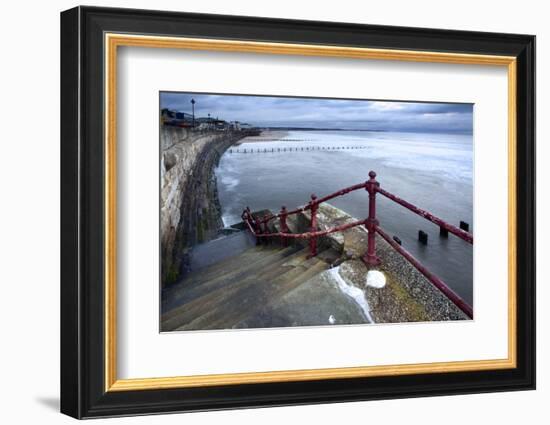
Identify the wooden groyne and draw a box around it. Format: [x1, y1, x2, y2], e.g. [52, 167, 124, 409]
[229, 145, 369, 154]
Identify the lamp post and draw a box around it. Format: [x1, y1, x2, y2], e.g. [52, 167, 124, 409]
[191, 98, 195, 127]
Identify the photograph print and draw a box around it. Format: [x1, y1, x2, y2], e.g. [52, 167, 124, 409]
[160, 92, 474, 332]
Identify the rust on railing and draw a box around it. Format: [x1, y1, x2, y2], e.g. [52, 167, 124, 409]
[363, 171, 381, 266]
[257, 181, 369, 226]
[253, 218, 367, 240]
[309, 181, 368, 206]
[279, 206, 289, 247]
[376, 187, 473, 244]
[241, 170, 474, 318]
[308, 194, 319, 257]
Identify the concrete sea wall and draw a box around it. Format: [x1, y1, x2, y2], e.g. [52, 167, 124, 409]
[160, 126, 244, 286]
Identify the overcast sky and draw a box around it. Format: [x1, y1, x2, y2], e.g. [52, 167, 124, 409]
[160, 92, 473, 133]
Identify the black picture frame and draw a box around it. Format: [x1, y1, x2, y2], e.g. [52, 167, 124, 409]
[61, 5, 535, 419]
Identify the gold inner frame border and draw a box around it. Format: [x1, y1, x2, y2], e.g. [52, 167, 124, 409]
[104, 33, 517, 392]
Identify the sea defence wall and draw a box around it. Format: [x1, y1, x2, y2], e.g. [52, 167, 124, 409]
[161, 126, 245, 286]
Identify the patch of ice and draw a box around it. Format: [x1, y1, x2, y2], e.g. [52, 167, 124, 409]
[329, 267, 374, 323]
[366, 270, 386, 289]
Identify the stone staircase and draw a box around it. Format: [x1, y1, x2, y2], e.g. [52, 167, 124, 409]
[161, 235, 341, 332]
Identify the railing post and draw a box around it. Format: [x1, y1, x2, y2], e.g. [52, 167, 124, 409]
[363, 171, 381, 266]
[308, 194, 318, 257]
[254, 216, 262, 245]
[241, 207, 252, 229]
[241, 208, 248, 223]
[280, 206, 289, 247]
[242, 206, 260, 245]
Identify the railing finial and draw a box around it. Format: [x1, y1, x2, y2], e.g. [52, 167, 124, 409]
[363, 171, 381, 266]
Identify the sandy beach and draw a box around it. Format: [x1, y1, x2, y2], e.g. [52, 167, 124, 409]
[236, 130, 292, 144]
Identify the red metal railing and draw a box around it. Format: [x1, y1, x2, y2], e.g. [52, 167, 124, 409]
[241, 170, 474, 318]
[375, 226, 473, 318]
[376, 187, 473, 243]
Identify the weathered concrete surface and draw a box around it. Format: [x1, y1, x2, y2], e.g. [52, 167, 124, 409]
[235, 268, 368, 328]
[161, 237, 368, 331]
[187, 231, 256, 273]
[161, 202, 468, 331]
[293, 203, 469, 322]
[161, 126, 245, 286]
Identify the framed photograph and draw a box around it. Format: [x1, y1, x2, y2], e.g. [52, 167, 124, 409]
[60, 6, 535, 419]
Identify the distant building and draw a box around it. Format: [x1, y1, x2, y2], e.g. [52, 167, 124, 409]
[161, 108, 259, 134]
[195, 116, 229, 131]
[229, 121, 241, 130]
[161, 108, 194, 127]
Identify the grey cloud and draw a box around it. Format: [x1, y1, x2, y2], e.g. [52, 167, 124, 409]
[160, 92, 473, 133]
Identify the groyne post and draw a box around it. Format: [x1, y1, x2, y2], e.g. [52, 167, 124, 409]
[308, 194, 318, 257]
[418, 230, 428, 245]
[363, 171, 381, 266]
[459, 221, 470, 232]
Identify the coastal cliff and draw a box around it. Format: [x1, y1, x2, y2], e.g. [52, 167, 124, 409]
[161, 126, 245, 286]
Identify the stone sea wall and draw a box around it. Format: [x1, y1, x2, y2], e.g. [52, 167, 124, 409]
[160, 126, 244, 286]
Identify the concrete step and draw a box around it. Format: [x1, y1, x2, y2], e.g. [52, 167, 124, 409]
[163, 245, 264, 299]
[182, 244, 297, 284]
[233, 260, 331, 329]
[172, 252, 330, 331]
[161, 247, 310, 327]
[198, 261, 330, 331]
[187, 230, 256, 272]
[162, 244, 298, 302]
[162, 243, 307, 330]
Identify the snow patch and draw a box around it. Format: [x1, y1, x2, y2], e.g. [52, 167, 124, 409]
[329, 267, 374, 324]
[366, 270, 386, 289]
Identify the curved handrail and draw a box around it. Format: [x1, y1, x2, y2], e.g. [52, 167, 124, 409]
[309, 181, 368, 206]
[255, 219, 367, 239]
[244, 178, 474, 243]
[241, 171, 474, 319]
[256, 181, 369, 225]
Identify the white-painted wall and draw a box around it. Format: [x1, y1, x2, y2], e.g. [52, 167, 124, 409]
[0, 1, 545, 424]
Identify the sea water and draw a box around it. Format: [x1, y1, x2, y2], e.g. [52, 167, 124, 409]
[215, 130, 473, 305]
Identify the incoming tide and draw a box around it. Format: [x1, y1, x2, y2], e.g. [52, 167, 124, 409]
[215, 130, 473, 305]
